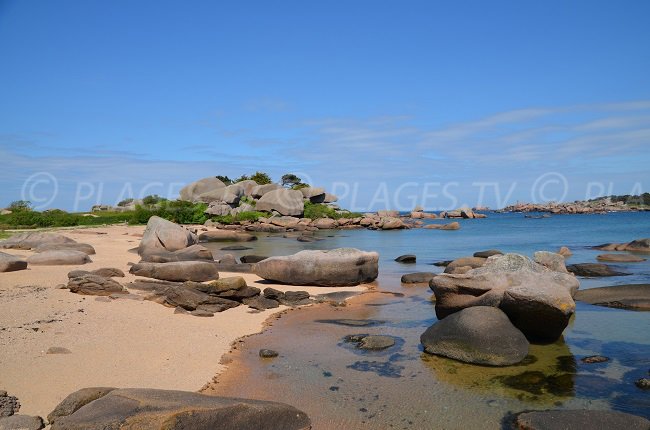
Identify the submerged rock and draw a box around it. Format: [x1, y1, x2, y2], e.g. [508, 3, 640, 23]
[513, 409, 650, 430]
[597, 254, 646, 262]
[395, 254, 416, 263]
[420, 306, 529, 366]
[401, 272, 436, 284]
[254, 248, 379, 286]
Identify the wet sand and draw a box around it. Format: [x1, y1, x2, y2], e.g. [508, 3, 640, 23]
[0, 225, 365, 418]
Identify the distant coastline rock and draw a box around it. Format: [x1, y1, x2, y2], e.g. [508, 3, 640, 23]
[597, 254, 646, 262]
[566, 263, 629, 277]
[254, 248, 379, 286]
[593, 238, 650, 253]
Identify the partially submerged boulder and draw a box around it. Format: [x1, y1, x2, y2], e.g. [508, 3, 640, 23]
[420, 306, 529, 366]
[27, 250, 91, 266]
[401, 272, 436, 284]
[138, 216, 198, 256]
[596, 254, 646, 262]
[129, 261, 220, 282]
[254, 248, 379, 286]
[430, 253, 579, 341]
[575, 284, 650, 311]
[49, 388, 311, 430]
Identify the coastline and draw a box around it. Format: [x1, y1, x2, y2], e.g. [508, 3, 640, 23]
[0, 224, 366, 418]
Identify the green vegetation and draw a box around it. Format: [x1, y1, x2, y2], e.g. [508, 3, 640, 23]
[131, 200, 208, 224]
[589, 193, 650, 208]
[142, 194, 166, 205]
[234, 171, 272, 185]
[216, 175, 233, 185]
[9, 200, 32, 211]
[117, 198, 134, 207]
[303, 202, 362, 220]
[210, 211, 267, 224]
[0, 210, 132, 229]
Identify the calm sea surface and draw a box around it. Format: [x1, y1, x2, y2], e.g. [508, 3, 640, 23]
[204, 212, 650, 429]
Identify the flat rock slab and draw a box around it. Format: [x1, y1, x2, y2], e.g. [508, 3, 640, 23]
[575, 284, 650, 310]
[127, 279, 240, 311]
[67, 274, 126, 296]
[420, 306, 529, 366]
[140, 244, 214, 263]
[513, 409, 650, 430]
[567, 263, 630, 277]
[27, 250, 91, 265]
[130, 261, 220, 282]
[50, 388, 311, 430]
[0, 251, 27, 272]
[597, 253, 646, 262]
[254, 248, 379, 286]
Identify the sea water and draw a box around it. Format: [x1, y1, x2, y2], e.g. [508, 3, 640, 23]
[203, 212, 650, 429]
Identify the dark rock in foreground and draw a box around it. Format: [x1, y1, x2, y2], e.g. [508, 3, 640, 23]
[395, 254, 416, 263]
[567, 263, 630, 277]
[254, 248, 379, 286]
[401, 272, 436, 284]
[0, 390, 20, 417]
[574, 284, 650, 310]
[48, 387, 117, 425]
[127, 280, 240, 312]
[67, 275, 126, 296]
[420, 306, 529, 366]
[512, 409, 649, 430]
[240, 254, 268, 263]
[49, 388, 312, 430]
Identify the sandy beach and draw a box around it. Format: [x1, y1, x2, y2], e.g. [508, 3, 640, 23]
[0, 225, 365, 419]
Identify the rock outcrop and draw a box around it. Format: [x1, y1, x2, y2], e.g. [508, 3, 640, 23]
[430, 253, 579, 341]
[179, 177, 226, 202]
[575, 284, 650, 310]
[254, 248, 379, 286]
[129, 261, 220, 282]
[0, 232, 76, 250]
[255, 189, 304, 216]
[567, 263, 629, 277]
[27, 250, 91, 266]
[0, 251, 27, 272]
[138, 216, 198, 257]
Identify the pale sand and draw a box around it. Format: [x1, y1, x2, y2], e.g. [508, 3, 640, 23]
[0, 225, 365, 418]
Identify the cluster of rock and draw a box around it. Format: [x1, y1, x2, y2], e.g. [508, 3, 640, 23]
[592, 238, 650, 253]
[91, 199, 142, 212]
[421, 253, 581, 366]
[4, 387, 310, 430]
[0, 232, 96, 272]
[180, 176, 338, 217]
[500, 198, 647, 214]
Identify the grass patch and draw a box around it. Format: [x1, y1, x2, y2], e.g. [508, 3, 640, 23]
[211, 211, 267, 224]
[303, 202, 362, 220]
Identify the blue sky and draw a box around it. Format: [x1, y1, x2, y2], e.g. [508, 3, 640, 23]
[1, 0, 649, 211]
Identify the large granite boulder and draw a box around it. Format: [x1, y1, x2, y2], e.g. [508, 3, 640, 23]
[204, 201, 234, 216]
[443, 257, 487, 274]
[625, 238, 650, 252]
[254, 248, 379, 286]
[130, 261, 220, 282]
[179, 177, 226, 202]
[0, 251, 27, 272]
[27, 250, 91, 265]
[48, 387, 117, 425]
[251, 183, 282, 198]
[575, 284, 650, 310]
[67, 275, 126, 296]
[49, 388, 311, 430]
[513, 409, 649, 430]
[566, 263, 629, 277]
[0, 231, 76, 250]
[195, 188, 239, 205]
[138, 216, 198, 257]
[140, 244, 214, 263]
[33, 242, 96, 255]
[420, 306, 529, 366]
[430, 254, 579, 341]
[300, 187, 326, 203]
[255, 189, 304, 216]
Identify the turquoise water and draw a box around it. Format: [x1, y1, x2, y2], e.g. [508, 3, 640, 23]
[205, 212, 650, 429]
